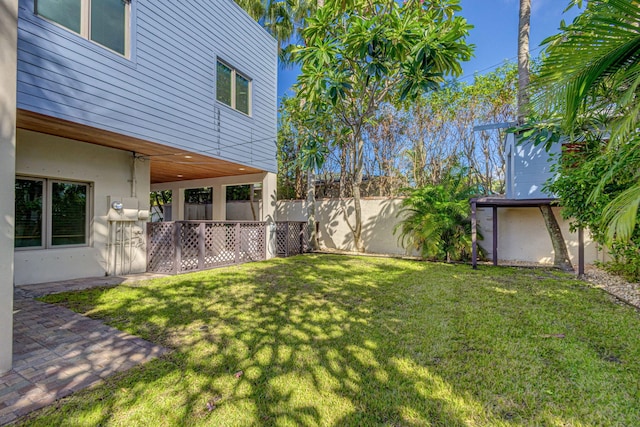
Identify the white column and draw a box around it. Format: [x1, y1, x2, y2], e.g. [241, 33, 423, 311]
[174, 187, 185, 220]
[0, 0, 18, 373]
[262, 172, 277, 258]
[212, 184, 226, 220]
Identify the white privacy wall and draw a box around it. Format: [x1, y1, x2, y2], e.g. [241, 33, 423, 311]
[276, 198, 412, 255]
[476, 206, 606, 265]
[274, 198, 606, 265]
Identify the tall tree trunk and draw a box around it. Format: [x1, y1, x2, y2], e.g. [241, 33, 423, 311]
[539, 205, 574, 271]
[517, 0, 531, 124]
[339, 144, 348, 198]
[518, 0, 572, 270]
[295, 165, 304, 199]
[351, 137, 365, 252]
[307, 169, 319, 251]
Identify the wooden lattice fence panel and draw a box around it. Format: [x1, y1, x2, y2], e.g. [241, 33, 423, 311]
[203, 223, 236, 268]
[147, 222, 175, 273]
[179, 223, 200, 272]
[239, 222, 266, 262]
[276, 222, 310, 257]
[147, 221, 267, 274]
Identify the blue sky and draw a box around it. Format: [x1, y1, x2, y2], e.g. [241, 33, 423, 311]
[277, 0, 580, 100]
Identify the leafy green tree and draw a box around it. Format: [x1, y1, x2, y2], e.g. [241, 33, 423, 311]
[301, 135, 329, 250]
[532, 0, 640, 276]
[277, 96, 306, 199]
[295, 0, 472, 252]
[395, 167, 480, 262]
[546, 134, 640, 279]
[278, 95, 338, 248]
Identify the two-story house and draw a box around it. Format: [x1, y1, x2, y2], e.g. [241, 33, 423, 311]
[0, 0, 277, 372]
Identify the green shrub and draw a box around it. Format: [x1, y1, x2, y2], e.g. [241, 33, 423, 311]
[395, 168, 482, 262]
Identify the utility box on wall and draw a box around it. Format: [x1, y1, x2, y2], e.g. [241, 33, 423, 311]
[504, 133, 560, 200]
[107, 196, 150, 221]
[106, 195, 149, 276]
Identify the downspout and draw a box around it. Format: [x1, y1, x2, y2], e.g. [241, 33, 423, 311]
[131, 152, 137, 198]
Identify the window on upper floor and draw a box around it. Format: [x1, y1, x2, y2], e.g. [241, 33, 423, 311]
[216, 60, 251, 116]
[35, 0, 130, 57]
[15, 177, 91, 249]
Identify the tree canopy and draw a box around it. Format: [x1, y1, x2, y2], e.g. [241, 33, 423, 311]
[292, 0, 473, 251]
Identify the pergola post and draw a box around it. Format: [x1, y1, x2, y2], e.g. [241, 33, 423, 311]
[492, 205, 498, 266]
[578, 227, 585, 277]
[471, 199, 477, 269]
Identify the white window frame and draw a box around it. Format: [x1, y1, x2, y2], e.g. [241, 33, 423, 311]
[35, 0, 131, 58]
[15, 176, 92, 250]
[216, 59, 252, 116]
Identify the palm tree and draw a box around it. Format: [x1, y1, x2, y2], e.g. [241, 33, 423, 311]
[395, 167, 480, 262]
[517, 0, 531, 124]
[518, 0, 573, 271]
[533, 0, 640, 242]
[234, 0, 321, 60]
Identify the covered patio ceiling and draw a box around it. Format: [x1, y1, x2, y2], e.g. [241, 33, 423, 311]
[17, 109, 265, 184]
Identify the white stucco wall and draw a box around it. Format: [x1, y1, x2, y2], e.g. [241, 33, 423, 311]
[277, 198, 606, 265]
[14, 130, 151, 285]
[277, 198, 412, 255]
[0, 0, 18, 372]
[477, 206, 606, 265]
[226, 201, 262, 221]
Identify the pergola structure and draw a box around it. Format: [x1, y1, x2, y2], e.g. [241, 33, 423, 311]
[470, 196, 585, 275]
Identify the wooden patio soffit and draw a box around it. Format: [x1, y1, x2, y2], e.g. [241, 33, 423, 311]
[16, 109, 264, 184]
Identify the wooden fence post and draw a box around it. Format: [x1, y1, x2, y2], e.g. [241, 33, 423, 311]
[285, 222, 290, 257]
[234, 222, 241, 264]
[174, 222, 182, 274]
[299, 222, 304, 255]
[198, 223, 205, 270]
[264, 222, 269, 260]
[146, 222, 152, 272]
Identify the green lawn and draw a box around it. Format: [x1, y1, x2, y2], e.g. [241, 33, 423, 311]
[22, 255, 640, 426]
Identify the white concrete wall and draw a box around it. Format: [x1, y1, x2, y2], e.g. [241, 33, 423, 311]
[14, 130, 151, 285]
[477, 206, 606, 265]
[277, 198, 606, 265]
[226, 201, 262, 220]
[277, 198, 412, 255]
[0, 0, 18, 373]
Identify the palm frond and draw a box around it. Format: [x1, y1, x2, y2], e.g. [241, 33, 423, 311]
[602, 182, 640, 242]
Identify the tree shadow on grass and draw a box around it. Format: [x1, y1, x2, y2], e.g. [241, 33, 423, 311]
[22, 255, 640, 426]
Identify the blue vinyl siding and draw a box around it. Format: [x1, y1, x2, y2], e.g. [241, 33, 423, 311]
[505, 134, 559, 200]
[16, 0, 278, 172]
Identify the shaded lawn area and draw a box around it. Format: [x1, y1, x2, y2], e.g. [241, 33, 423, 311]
[21, 255, 640, 426]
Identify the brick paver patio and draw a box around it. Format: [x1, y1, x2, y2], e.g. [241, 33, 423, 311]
[0, 275, 168, 425]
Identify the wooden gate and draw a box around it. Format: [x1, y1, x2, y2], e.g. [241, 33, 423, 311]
[147, 221, 267, 274]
